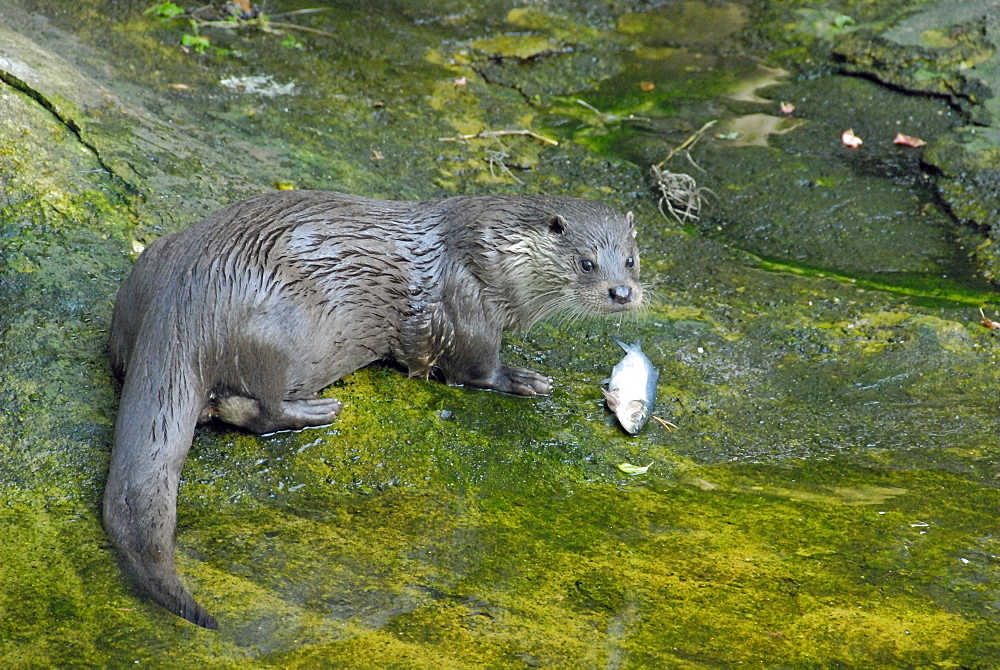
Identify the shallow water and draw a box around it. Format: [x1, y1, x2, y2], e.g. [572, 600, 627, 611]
[2, 1, 1000, 667]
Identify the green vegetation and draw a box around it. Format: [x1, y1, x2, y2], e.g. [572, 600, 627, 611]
[3, 0, 1000, 666]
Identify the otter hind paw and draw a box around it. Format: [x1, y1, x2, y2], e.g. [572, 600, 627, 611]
[217, 395, 342, 432]
[281, 397, 344, 428]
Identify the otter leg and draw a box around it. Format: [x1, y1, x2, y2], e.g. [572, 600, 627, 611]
[216, 395, 343, 433]
[213, 338, 344, 433]
[437, 336, 552, 396]
[427, 297, 553, 396]
[463, 365, 553, 396]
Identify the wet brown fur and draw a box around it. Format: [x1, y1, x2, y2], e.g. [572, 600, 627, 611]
[105, 190, 642, 628]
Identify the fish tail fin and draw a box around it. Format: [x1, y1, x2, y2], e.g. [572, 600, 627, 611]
[612, 337, 642, 352]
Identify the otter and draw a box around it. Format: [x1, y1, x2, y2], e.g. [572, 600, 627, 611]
[105, 190, 642, 629]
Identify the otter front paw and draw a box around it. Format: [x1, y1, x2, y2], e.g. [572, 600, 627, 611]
[469, 365, 553, 396]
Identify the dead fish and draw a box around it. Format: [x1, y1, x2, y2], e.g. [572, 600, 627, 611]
[603, 338, 658, 435]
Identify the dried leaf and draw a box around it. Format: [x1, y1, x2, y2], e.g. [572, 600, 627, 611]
[617, 462, 653, 475]
[841, 128, 862, 149]
[892, 132, 926, 148]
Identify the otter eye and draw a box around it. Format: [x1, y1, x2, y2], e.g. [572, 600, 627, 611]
[580, 259, 594, 273]
[626, 256, 635, 270]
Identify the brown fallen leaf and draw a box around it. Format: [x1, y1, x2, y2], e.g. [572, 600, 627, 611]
[893, 132, 927, 148]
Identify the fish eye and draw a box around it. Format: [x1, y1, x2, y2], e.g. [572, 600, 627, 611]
[580, 259, 594, 273]
[626, 256, 635, 270]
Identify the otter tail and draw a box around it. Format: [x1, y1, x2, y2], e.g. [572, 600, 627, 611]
[103, 355, 218, 629]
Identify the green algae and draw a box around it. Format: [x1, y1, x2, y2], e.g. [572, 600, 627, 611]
[743, 0, 935, 68]
[752, 256, 998, 307]
[3, 0, 1000, 667]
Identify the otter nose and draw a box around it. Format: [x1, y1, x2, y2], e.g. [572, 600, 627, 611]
[609, 285, 632, 305]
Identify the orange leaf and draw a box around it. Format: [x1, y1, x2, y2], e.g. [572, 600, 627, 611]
[893, 132, 926, 148]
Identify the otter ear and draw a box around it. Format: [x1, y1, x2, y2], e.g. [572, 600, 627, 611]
[626, 211, 637, 238]
[548, 214, 568, 235]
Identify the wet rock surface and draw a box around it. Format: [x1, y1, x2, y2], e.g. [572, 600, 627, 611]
[832, 0, 1000, 282]
[2, 1, 1000, 667]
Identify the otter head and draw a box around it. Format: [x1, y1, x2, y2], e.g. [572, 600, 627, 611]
[492, 199, 643, 329]
[480, 197, 644, 329]
[548, 207, 643, 315]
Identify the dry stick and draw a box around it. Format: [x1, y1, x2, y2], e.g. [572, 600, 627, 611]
[486, 145, 523, 184]
[188, 9, 336, 37]
[266, 21, 336, 37]
[651, 167, 704, 223]
[576, 99, 650, 124]
[650, 120, 719, 224]
[438, 129, 559, 146]
[268, 9, 327, 18]
[654, 120, 717, 169]
[652, 415, 678, 431]
[440, 130, 554, 183]
[190, 15, 336, 38]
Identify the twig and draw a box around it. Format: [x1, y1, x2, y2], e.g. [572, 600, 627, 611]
[652, 415, 678, 431]
[265, 21, 335, 37]
[268, 9, 326, 18]
[654, 120, 717, 169]
[190, 16, 335, 38]
[184, 4, 334, 37]
[576, 99, 650, 124]
[648, 119, 718, 224]
[438, 129, 559, 146]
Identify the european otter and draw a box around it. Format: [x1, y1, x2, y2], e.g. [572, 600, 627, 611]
[105, 190, 642, 629]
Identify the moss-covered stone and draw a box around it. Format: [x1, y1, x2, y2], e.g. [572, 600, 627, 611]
[3, 0, 1000, 667]
[808, 0, 1000, 285]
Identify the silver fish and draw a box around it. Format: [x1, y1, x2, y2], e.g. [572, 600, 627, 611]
[603, 338, 658, 435]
